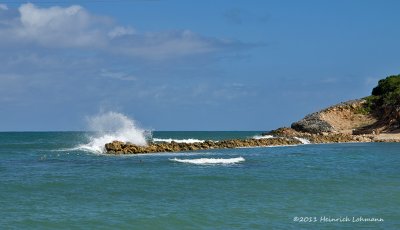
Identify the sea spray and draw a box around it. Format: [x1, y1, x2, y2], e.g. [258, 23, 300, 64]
[77, 112, 150, 154]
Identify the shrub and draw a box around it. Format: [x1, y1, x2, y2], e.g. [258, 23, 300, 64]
[369, 74, 400, 108]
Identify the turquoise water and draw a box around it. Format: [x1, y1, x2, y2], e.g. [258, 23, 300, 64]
[0, 132, 399, 229]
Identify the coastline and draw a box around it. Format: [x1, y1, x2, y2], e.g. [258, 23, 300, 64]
[104, 75, 400, 154]
[105, 137, 303, 154]
[104, 128, 400, 154]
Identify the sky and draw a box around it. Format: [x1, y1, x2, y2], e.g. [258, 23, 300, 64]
[1, 0, 400, 131]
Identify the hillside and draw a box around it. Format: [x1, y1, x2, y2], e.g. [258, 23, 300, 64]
[290, 74, 400, 136]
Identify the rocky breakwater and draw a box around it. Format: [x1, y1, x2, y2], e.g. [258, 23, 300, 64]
[105, 137, 302, 154]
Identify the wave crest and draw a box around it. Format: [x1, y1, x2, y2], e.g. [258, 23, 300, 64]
[153, 138, 205, 143]
[294, 137, 311, 144]
[252, 135, 274, 140]
[170, 157, 245, 164]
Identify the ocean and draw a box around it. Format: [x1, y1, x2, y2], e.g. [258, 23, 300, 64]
[0, 131, 399, 229]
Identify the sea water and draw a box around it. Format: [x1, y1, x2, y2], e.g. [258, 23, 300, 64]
[0, 131, 399, 229]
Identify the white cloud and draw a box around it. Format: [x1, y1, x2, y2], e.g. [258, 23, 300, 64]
[113, 30, 232, 59]
[0, 3, 244, 59]
[15, 3, 109, 47]
[0, 4, 8, 10]
[108, 26, 135, 39]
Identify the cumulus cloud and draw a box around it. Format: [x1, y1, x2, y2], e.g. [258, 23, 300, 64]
[0, 3, 245, 59]
[10, 3, 110, 48]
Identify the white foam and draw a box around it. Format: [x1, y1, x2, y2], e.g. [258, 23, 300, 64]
[75, 112, 150, 154]
[252, 135, 274, 139]
[153, 138, 205, 143]
[170, 157, 245, 165]
[294, 137, 311, 144]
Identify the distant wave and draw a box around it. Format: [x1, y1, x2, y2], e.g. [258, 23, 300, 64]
[294, 137, 311, 144]
[67, 144, 104, 154]
[170, 157, 245, 164]
[55, 147, 80, 152]
[252, 135, 274, 140]
[55, 145, 106, 154]
[153, 138, 205, 143]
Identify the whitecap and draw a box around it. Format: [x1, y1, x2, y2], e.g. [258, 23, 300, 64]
[252, 135, 274, 139]
[294, 137, 311, 144]
[169, 157, 245, 165]
[153, 138, 205, 143]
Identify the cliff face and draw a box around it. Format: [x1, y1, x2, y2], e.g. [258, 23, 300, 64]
[291, 99, 377, 134]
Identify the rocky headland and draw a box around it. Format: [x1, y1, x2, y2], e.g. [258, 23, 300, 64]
[105, 74, 400, 154]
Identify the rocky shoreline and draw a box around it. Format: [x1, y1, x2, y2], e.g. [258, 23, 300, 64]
[104, 127, 399, 154]
[269, 127, 400, 143]
[103, 100, 400, 154]
[105, 137, 303, 154]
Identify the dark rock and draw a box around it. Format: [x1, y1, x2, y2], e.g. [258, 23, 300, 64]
[291, 113, 334, 133]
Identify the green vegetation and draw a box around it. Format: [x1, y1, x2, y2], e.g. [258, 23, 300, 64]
[364, 74, 400, 112]
[355, 102, 372, 115]
[371, 74, 400, 106]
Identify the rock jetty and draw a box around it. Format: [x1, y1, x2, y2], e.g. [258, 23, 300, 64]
[105, 137, 302, 154]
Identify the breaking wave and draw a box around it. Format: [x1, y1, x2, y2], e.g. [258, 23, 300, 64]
[294, 137, 311, 144]
[153, 138, 205, 143]
[75, 112, 150, 154]
[170, 157, 245, 165]
[252, 135, 274, 139]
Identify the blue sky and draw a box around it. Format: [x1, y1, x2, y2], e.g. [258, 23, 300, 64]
[1, 0, 399, 131]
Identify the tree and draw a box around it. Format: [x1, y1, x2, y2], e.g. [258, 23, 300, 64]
[370, 74, 400, 107]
